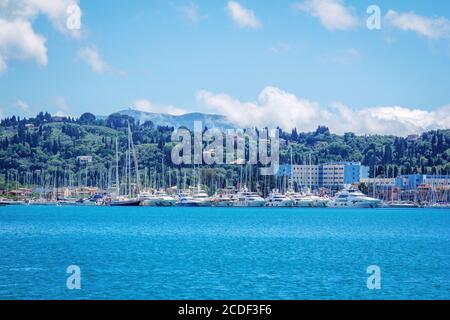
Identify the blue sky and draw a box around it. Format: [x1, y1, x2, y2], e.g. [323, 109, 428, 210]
[0, 0, 449, 134]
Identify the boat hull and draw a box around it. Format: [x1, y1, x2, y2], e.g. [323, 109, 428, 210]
[233, 201, 265, 207]
[156, 200, 177, 207]
[109, 199, 141, 206]
[327, 201, 381, 208]
[266, 202, 294, 207]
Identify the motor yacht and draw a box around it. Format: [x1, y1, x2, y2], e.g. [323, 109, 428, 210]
[179, 191, 212, 207]
[138, 191, 160, 206]
[265, 190, 294, 207]
[234, 190, 265, 207]
[154, 190, 177, 206]
[327, 187, 381, 208]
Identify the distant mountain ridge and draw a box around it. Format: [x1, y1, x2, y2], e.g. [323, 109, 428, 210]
[103, 109, 237, 131]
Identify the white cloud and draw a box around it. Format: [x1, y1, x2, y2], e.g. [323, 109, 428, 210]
[132, 99, 187, 116]
[0, 0, 82, 37]
[78, 46, 117, 75]
[14, 99, 32, 115]
[52, 96, 73, 117]
[226, 1, 261, 29]
[0, 0, 81, 73]
[385, 10, 450, 40]
[198, 86, 322, 131]
[53, 96, 69, 111]
[0, 18, 48, 71]
[175, 3, 207, 23]
[293, 0, 357, 31]
[0, 55, 7, 74]
[269, 42, 290, 53]
[197, 86, 450, 136]
[325, 103, 450, 136]
[320, 48, 360, 65]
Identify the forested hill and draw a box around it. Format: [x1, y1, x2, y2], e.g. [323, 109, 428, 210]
[0, 112, 449, 180]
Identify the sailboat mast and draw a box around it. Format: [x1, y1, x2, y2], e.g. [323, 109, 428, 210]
[115, 138, 120, 196]
[290, 146, 293, 191]
[128, 122, 140, 194]
[309, 153, 312, 191]
[127, 132, 131, 196]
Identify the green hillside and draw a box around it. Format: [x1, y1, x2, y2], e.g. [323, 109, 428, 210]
[0, 112, 449, 191]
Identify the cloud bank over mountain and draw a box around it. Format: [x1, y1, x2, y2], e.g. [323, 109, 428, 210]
[197, 86, 450, 136]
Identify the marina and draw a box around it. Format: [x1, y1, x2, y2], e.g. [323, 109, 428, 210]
[1, 187, 448, 208]
[1, 119, 448, 210]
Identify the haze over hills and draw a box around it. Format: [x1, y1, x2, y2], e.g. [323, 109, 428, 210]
[102, 109, 237, 131]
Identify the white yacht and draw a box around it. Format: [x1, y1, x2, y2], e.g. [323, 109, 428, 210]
[179, 191, 212, 207]
[138, 191, 160, 206]
[309, 194, 329, 207]
[154, 190, 177, 206]
[213, 194, 237, 207]
[265, 190, 294, 207]
[234, 191, 265, 207]
[177, 191, 191, 206]
[288, 192, 329, 207]
[327, 187, 382, 208]
[287, 191, 314, 207]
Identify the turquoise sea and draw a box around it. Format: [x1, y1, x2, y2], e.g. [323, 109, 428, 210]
[0, 206, 449, 300]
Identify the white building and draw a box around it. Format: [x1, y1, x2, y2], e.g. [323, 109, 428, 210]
[360, 178, 396, 186]
[288, 162, 369, 189]
[320, 163, 345, 187]
[291, 165, 319, 188]
[423, 175, 450, 188]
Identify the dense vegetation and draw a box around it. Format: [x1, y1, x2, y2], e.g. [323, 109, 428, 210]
[0, 112, 449, 192]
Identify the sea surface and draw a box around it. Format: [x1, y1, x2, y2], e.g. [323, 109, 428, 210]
[0, 206, 449, 300]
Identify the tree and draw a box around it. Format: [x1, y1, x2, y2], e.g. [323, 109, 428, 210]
[78, 112, 96, 125]
[315, 126, 330, 136]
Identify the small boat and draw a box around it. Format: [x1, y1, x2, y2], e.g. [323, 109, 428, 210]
[76, 194, 104, 206]
[109, 196, 141, 206]
[387, 201, 419, 208]
[0, 200, 26, 206]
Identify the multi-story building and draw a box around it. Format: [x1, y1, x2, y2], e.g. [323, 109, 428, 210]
[395, 174, 450, 190]
[319, 162, 369, 188]
[319, 163, 345, 187]
[278, 162, 369, 189]
[424, 175, 450, 188]
[291, 165, 319, 188]
[360, 178, 396, 186]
